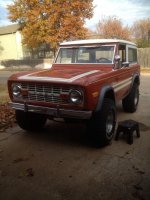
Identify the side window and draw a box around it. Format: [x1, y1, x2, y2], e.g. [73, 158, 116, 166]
[119, 44, 126, 62]
[128, 48, 137, 63]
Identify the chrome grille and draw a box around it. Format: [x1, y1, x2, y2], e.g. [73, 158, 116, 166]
[21, 83, 70, 104]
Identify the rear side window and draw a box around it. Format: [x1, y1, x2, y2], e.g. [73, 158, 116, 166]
[128, 48, 137, 63]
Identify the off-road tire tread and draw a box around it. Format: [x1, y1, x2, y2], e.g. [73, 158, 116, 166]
[122, 83, 139, 113]
[87, 98, 116, 147]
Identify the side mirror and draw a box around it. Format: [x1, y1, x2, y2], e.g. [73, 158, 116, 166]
[115, 55, 121, 62]
[114, 55, 121, 69]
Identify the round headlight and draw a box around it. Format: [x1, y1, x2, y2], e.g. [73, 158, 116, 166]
[12, 84, 22, 97]
[69, 90, 83, 104]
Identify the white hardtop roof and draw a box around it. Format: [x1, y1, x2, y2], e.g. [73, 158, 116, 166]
[60, 39, 136, 46]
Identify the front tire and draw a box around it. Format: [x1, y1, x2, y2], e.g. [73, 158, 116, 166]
[16, 110, 47, 131]
[122, 83, 139, 113]
[87, 98, 116, 147]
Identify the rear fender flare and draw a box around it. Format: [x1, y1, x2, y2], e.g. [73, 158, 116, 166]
[128, 73, 140, 95]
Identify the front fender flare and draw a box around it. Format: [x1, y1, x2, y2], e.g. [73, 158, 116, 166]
[95, 86, 116, 112]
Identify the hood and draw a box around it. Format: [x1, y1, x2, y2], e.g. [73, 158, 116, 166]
[11, 68, 107, 85]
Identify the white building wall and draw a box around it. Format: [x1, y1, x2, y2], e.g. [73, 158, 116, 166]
[0, 31, 24, 60]
[15, 31, 23, 59]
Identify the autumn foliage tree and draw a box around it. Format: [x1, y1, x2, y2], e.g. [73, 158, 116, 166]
[96, 16, 131, 40]
[132, 18, 150, 48]
[7, 0, 93, 54]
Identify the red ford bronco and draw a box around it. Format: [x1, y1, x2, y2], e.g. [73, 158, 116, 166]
[8, 39, 140, 146]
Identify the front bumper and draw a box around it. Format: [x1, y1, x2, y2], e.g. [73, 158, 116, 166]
[9, 102, 92, 120]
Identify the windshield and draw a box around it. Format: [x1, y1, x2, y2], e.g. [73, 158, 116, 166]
[55, 45, 115, 64]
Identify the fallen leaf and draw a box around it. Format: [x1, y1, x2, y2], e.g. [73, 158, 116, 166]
[137, 170, 145, 175]
[0, 103, 16, 132]
[133, 185, 143, 191]
[26, 168, 34, 177]
[13, 158, 24, 164]
[13, 157, 29, 164]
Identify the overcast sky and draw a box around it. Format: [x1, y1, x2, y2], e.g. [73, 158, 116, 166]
[0, 0, 150, 29]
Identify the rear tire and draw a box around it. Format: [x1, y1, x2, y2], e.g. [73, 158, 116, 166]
[122, 83, 139, 113]
[16, 110, 47, 131]
[87, 98, 116, 147]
